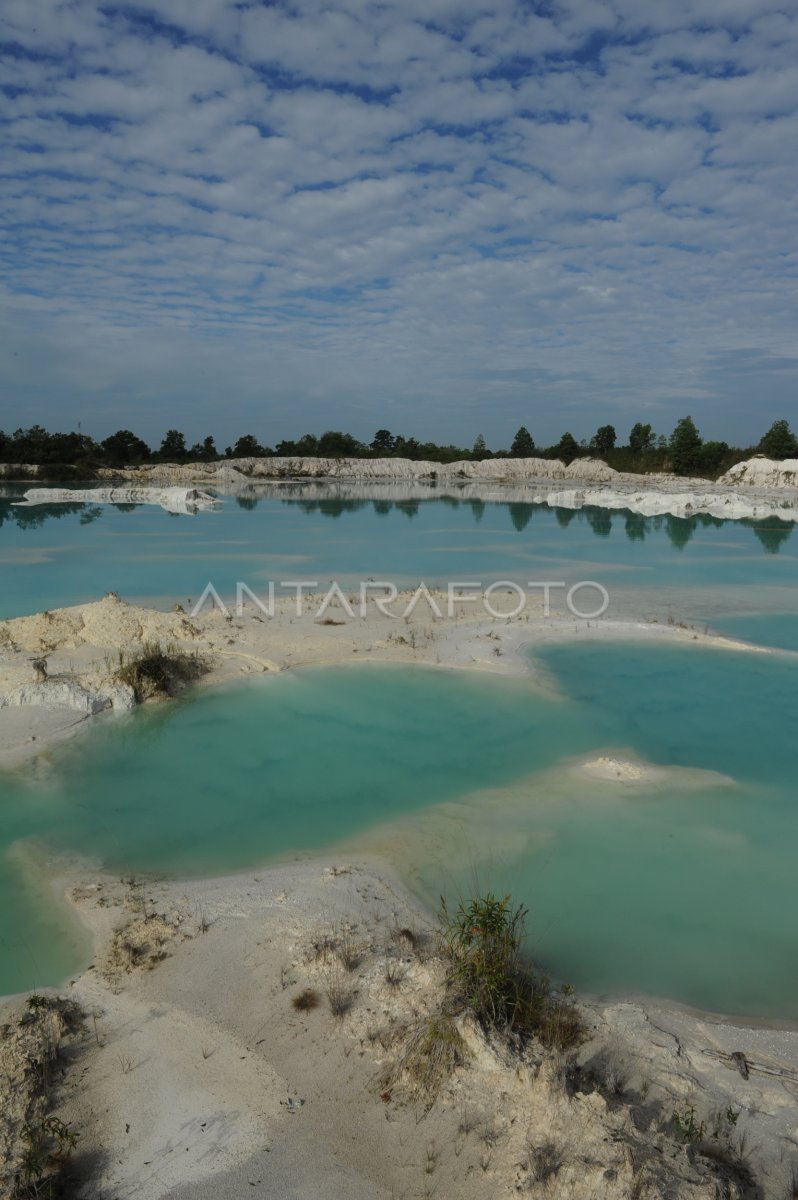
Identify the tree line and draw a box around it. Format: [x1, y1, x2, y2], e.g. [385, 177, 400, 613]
[1, 418, 796, 479]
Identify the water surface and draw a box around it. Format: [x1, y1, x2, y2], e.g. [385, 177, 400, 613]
[1, 647, 796, 1020]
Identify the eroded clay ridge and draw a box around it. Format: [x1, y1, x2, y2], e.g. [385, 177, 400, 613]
[3, 455, 797, 521]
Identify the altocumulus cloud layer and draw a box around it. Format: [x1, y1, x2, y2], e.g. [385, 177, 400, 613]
[1, 0, 797, 445]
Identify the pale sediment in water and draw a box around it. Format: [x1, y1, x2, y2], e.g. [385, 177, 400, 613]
[573, 752, 735, 787]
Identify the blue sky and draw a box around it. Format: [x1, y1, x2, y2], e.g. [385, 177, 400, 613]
[1, 0, 797, 449]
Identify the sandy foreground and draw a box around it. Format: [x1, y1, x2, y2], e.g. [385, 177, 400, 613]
[1, 593, 797, 1198]
[2, 856, 798, 1200]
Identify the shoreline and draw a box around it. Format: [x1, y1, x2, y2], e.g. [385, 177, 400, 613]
[4, 450, 798, 524]
[3, 849, 798, 1199]
[1, 595, 798, 1194]
[0, 589, 776, 771]
[45, 843, 798, 1036]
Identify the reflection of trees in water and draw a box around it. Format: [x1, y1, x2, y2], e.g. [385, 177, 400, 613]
[585, 507, 612, 538]
[664, 514, 695, 550]
[0, 500, 99, 529]
[236, 496, 260, 511]
[625, 512, 646, 541]
[508, 503, 534, 533]
[0, 500, 154, 529]
[295, 499, 369, 519]
[267, 494, 795, 555]
[750, 519, 794, 554]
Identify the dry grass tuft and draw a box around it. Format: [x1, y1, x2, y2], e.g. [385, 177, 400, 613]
[384, 960, 406, 988]
[519, 1138, 564, 1189]
[292, 987, 321, 1013]
[393, 1010, 470, 1105]
[114, 640, 209, 702]
[325, 967, 355, 1017]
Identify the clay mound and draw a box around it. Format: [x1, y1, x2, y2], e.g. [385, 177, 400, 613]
[719, 456, 798, 488]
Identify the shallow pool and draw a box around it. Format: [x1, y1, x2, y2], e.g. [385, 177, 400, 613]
[1, 645, 796, 1020]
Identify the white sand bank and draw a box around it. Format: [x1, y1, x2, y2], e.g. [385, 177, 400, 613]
[1, 856, 796, 1199]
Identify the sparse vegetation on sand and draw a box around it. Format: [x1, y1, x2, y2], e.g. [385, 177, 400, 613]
[439, 892, 584, 1051]
[112, 639, 209, 702]
[0, 995, 83, 1200]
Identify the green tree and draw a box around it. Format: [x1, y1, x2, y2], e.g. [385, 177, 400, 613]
[758, 419, 798, 460]
[472, 433, 488, 459]
[317, 430, 365, 457]
[669, 416, 703, 476]
[590, 424, 616, 456]
[100, 430, 151, 466]
[371, 429, 395, 454]
[629, 422, 653, 454]
[188, 435, 218, 461]
[157, 429, 187, 461]
[232, 434, 267, 458]
[555, 432, 579, 464]
[699, 440, 730, 475]
[510, 426, 535, 457]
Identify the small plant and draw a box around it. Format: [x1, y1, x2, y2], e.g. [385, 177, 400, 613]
[394, 1011, 470, 1105]
[424, 1141, 438, 1175]
[14, 1116, 79, 1198]
[520, 1138, 564, 1187]
[114, 640, 209, 702]
[439, 892, 583, 1050]
[672, 1103, 706, 1145]
[392, 924, 419, 951]
[384, 961, 405, 988]
[325, 968, 354, 1017]
[336, 928, 363, 972]
[292, 987, 321, 1012]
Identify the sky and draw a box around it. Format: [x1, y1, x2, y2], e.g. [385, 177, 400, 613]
[1, 0, 797, 450]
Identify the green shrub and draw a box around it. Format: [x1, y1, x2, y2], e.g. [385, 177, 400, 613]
[439, 892, 583, 1051]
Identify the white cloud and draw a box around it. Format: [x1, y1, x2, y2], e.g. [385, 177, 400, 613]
[1, 0, 797, 447]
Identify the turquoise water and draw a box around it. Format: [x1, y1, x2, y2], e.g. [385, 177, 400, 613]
[1, 648, 797, 1019]
[479, 642, 798, 1017]
[710, 613, 798, 653]
[2, 484, 797, 1015]
[1, 485, 796, 621]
